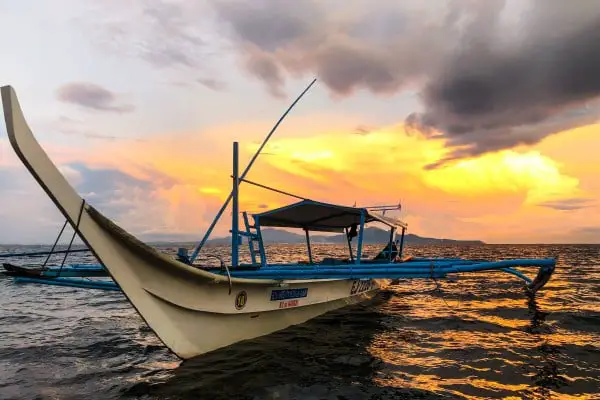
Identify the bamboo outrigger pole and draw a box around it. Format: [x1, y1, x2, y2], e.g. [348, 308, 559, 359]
[188, 78, 317, 264]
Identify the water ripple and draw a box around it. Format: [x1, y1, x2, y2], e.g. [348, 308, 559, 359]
[0, 244, 598, 399]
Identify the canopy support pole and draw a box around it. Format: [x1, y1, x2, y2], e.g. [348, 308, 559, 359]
[304, 229, 313, 264]
[355, 210, 365, 264]
[398, 227, 406, 258]
[345, 227, 354, 262]
[389, 227, 396, 262]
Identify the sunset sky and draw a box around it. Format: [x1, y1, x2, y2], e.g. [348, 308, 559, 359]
[0, 0, 599, 244]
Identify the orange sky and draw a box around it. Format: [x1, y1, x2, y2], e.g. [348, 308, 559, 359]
[1, 1, 599, 245]
[45, 116, 599, 244]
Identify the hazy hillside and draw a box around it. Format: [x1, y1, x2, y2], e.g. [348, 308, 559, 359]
[203, 226, 485, 246]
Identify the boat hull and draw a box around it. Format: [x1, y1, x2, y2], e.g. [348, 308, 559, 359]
[1, 85, 386, 359]
[137, 278, 384, 359]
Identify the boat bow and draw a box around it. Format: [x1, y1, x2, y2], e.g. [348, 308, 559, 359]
[2, 85, 323, 358]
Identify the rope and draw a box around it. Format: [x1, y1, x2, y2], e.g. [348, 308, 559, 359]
[56, 199, 86, 277]
[223, 263, 233, 295]
[41, 219, 69, 268]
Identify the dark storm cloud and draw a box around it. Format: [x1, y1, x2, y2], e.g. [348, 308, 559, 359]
[56, 82, 134, 113]
[408, 2, 600, 165]
[213, 0, 322, 53]
[212, 0, 449, 97]
[81, 0, 600, 166]
[211, 0, 600, 166]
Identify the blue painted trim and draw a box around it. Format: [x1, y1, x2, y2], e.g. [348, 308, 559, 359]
[500, 267, 533, 284]
[242, 211, 257, 265]
[14, 277, 120, 291]
[254, 217, 267, 267]
[7, 257, 555, 290]
[355, 209, 365, 264]
[270, 287, 308, 301]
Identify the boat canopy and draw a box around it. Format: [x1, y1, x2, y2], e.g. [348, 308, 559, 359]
[253, 199, 407, 232]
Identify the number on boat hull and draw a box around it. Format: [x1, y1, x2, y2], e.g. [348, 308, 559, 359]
[235, 291, 247, 310]
[279, 299, 299, 308]
[270, 288, 308, 301]
[350, 279, 374, 295]
[270, 287, 308, 309]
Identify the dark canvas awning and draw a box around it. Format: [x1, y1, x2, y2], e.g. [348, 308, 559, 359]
[253, 200, 407, 232]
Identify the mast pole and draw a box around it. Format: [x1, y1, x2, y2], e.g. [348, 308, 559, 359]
[189, 78, 317, 264]
[231, 142, 240, 267]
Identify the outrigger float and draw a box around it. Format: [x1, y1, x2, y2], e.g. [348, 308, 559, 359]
[1, 83, 556, 360]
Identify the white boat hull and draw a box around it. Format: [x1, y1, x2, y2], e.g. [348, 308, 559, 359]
[138, 280, 382, 359]
[1, 85, 386, 359]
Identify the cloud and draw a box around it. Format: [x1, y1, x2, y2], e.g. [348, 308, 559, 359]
[209, 0, 600, 164]
[0, 152, 224, 244]
[251, 128, 584, 211]
[212, 0, 440, 97]
[197, 78, 227, 91]
[137, 1, 206, 68]
[56, 82, 135, 113]
[2, 110, 597, 244]
[50, 116, 121, 141]
[352, 125, 375, 135]
[0, 166, 74, 244]
[569, 227, 600, 243]
[537, 197, 594, 211]
[407, 2, 600, 166]
[58, 154, 230, 241]
[74, 0, 221, 72]
[74, 1, 600, 165]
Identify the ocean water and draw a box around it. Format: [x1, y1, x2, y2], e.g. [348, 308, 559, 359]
[0, 243, 598, 400]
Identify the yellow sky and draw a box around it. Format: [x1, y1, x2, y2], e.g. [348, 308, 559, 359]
[1, 1, 598, 246]
[41, 117, 600, 243]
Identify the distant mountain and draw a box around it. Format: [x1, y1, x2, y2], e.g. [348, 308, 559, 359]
[205, 226, 485, 246]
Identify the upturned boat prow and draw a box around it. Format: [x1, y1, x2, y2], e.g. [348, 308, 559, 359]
[1, 85, 384, 359]
[1, 84, 557, 361]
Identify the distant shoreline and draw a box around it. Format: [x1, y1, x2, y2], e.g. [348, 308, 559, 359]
[0, 226, 485, 246]
[1, 226, 597, 247]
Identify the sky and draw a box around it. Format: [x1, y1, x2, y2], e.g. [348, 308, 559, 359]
[0, 0, 599, 244]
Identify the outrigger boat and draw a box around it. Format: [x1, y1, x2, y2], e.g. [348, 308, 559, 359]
[1, 84, 556, 360]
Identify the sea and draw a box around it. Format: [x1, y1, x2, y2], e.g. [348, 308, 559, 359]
[0, 243, 598, 400]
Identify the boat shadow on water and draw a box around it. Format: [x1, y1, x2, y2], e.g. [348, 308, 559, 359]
[524, 295, 570, 399]
[122, 291, 450, 400]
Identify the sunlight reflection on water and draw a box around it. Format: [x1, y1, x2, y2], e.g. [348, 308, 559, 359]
[0, 243, 598, 399]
